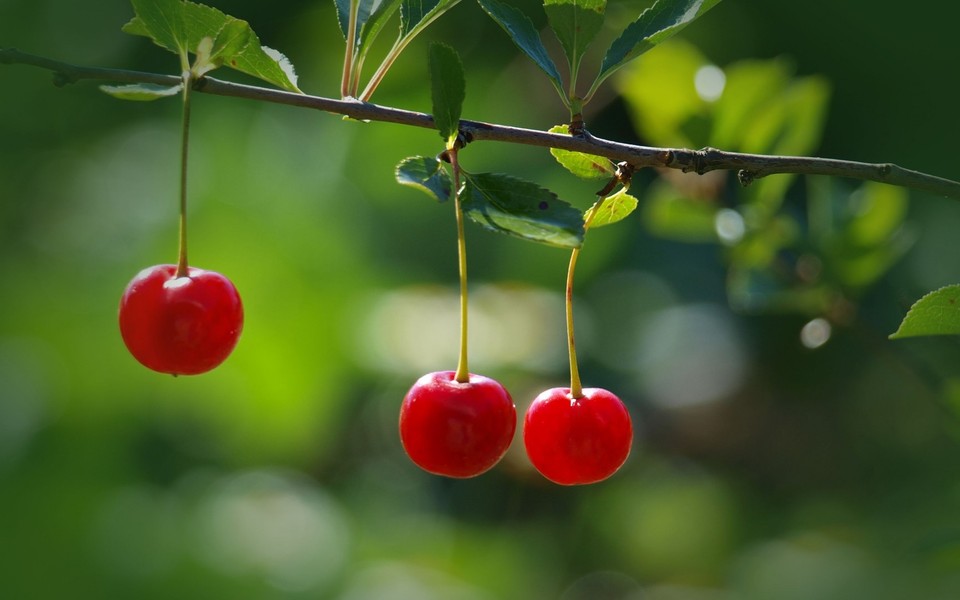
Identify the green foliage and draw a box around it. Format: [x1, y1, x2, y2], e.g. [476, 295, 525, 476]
[589, 0, 722, 98]
[475, 0, 723, 112]
[122, 0, 300, 91]
[641, 179, 720, 242]
[543, 0, 606, 82]
[547, 125, 616, 180]
[461, 172, 585, 248]
[428, 43, 465, 147]
[809, 178, 912, 290]
[610, 39, 883, 320]
[401, 0, 458, 36]
[99, 82, 184, 101]
[476, 0, 565, 101]
[395, 155, 453, 202]
[891, 285, 960, 338]
[336, 0, 398, 44]
[338, 0, 462, 98]
[585, 187, 638, 228]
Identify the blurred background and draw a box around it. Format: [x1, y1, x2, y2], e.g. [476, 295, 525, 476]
[3, 0, 960, 598]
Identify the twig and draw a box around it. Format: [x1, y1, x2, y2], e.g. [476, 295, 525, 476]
[4, 47, 960, 200]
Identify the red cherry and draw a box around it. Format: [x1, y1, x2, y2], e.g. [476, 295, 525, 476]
[524, 387, 632, 485]
[118, 264, 243, 375]
[399, 371, 517, 478]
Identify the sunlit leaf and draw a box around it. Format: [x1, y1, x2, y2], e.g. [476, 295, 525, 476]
[613, 39, 707, 148]
[739, 75, 830, 218]
[429, 43, 465, 146]
[125, 0, 189, 58]
[461, 172, 584, 248]
[359, 0, 402, 52]
[123, 0, 300, 91]
[396, 156, 452, 202]
[845, 183, 909, 247]
[807, 179, 913, 289]
[891, 285, 960, 339]
[585, 187, 638, 228]
[401, 0, 457, 36]
[710, 58, 791, 150]
[544, 0, 606, 74]
[547, 125, 616, 180]
[476, 0, 565, 98]
[231, 44, 300, 92]
[590, 0, 722, 95]
[337, 0, 395, 42]
[209, 19, 253, 67]
[337, 0, 401, 77]
[100, 82, 184, 101]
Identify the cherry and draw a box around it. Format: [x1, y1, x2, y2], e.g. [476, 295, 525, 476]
[119, 264, 243, 375]
[524, 387, 632, 485]
[399, 370, 516, 478]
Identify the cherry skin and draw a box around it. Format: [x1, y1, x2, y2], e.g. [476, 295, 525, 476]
[119, 264, 243, 375]
[524, 387, 632, 485]
[399, 371, 517, 478]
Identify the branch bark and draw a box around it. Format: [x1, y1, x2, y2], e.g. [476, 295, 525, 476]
[4, 47, 960, 199]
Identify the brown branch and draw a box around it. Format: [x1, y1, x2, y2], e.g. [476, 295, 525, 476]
[4, 47, 960, 199]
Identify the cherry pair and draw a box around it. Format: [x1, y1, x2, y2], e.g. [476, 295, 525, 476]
[399, 370, 632, 485]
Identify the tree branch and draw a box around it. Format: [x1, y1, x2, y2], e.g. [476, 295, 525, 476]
[4, 47, 960, 199]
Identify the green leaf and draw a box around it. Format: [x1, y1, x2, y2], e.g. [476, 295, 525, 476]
[121, 16, 151, 39]
[359, 0, 402, 53]
[429, 43, 465, 146]
[99, 82, 184, 101]
[125, 0, 189, 59]
[590, 0, 722, 96]
[123, 0, 300, 92]
[739, 75, 829, 217]
[208, 19, 253, 66]
[891, 285, 960, 339]
[808, 178, 912, 289]
[336, 0, 401, 65]
[476, 0, 565, 100]
[338, 0, 391, 41]
[230, 43, 300, 92]
[613, 39, 709, 148]
[710, 58, 791, 150]
[543, 0, 606, 75]
[547, 125, 615, 180]
[585, 188, 638, 228]
[396, 156, 452, 202]
[461, 172, 584, 248]
[401, 0, 445, 36]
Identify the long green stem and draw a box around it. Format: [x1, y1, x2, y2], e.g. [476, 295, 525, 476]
[359, 0, 462, 102]
[175, 70, 193, 278]
[565, 198, 603, 399]
[341, 0, 359, 98]
[450, 149, 469, 383]
[565, 244, 584, 398]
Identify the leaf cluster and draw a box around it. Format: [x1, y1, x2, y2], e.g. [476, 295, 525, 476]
[478, 0, 720, 117]
[102, 0, 299, 101]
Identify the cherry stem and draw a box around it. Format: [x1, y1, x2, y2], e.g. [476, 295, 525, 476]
[341, 0, 359, 98]
[450, 147, 469, 384]
[565, 245, 583, 399]
[175, 70, 193, 279]
[566, 196, 605, 400]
